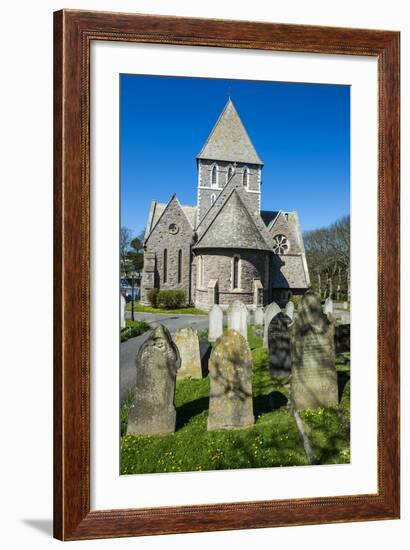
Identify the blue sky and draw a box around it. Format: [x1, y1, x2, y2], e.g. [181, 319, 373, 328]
[120, 74, 350, 238]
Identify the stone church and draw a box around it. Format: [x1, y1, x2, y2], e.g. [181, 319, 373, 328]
[140, 99, 310, 310]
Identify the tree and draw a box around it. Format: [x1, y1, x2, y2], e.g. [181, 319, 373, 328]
[304, 215, 350, 301]
[120, 227, 132, 275]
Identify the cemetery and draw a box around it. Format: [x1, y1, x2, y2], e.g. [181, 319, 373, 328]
[121, 292, 350, 475]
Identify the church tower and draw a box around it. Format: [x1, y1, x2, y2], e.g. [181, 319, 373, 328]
[196, 99, 264, 225]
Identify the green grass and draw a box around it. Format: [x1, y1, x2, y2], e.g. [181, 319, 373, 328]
[126, 303, 207, 315]
[120, 327, 350, 474]
[120, 319, 150, 342]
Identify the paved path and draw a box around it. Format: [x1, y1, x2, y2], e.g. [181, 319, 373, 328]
[120, 313, 208, 403]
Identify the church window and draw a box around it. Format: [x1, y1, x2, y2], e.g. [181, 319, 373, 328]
[242, 167, 249, 187]
[273, 234, 290, 254]
[197, 255, 204, 288]
[177, 249, 182, 283]
[210, 193, 216, 206]
[227, 165, 234, 183]
[211, 165, 218, 188]
[163, 249, 168, 283]
[232, 255, 240, 289]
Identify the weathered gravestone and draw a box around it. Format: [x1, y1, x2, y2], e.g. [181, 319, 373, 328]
[290, 292, 338, 411]
[127, 324, 180, 435]
[285, 300, 294, 320]
[324, 297, 333, 315]
[207, 330, 254, 431]
[173, 327, 202, 379]
[120, 294, 126, 329]
[268, 312, 293, 378]
[263, 301, 281, 347]
[208, 304, 223, 342]
[227, 300, 248, 340]
[254, 306, 264, 326]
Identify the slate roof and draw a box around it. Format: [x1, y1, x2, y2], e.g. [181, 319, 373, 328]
[197, 99, 263, 165]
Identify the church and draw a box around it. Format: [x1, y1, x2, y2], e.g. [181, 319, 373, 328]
[140, 99, 310, 311]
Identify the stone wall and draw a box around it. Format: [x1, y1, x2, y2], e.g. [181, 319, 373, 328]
[193, 249, 271, 310]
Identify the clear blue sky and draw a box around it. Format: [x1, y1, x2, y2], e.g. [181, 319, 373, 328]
[120, 74, 350, 238]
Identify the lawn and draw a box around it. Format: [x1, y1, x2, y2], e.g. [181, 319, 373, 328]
[126, 303, 207, 315]
[120, 327, 350, 474]
[120, 319, 150, 342]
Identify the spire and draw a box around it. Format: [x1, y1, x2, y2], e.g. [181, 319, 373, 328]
[197, 99, 263, 166]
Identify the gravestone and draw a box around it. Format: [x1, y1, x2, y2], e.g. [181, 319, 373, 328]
[290, 292, 338, 411]
[227, 300, 248, 340]
[335, 324, 350, 354]
[120, 294, 126, 329]
[127, 324, 180, 435]
[285, 300, 294, 320]
[263, 301, 281, 347]
[207, 330, 254, 431]
[173, 327, 202, 379]
[324, 297, 333, 315]
[208, 304, 223, 342]
[254, 306, 264, 326]
[268, 312, 293, 378]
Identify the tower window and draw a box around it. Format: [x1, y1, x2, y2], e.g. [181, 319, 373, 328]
[211, 165, 217, 188]
[210, 193, 216, 206]
[242, 167, 249, 187]
[232, 255, 240, 289]
[227, 165, 234, 183]
[177, 249, 182, 283]
[163, 249, 167, 283]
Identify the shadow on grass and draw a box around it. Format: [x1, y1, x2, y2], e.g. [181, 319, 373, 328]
[253, 391, 288, 417]
[176, 396, 209, 430]
[337, 371, 350, 403]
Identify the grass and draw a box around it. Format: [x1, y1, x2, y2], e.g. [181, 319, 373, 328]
[126, 303, 207, 315]
[120, 319, 150, 342]
[120, 327, 350, 474]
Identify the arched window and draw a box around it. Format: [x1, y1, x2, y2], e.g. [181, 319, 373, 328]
[197, 255, 203, 288]
[163, 249, 167, 283]
[232, 255, 240, 290]
[211, 165, 217, 188]
[210, 193, 216, 206]
[227, 165, 234, 183]
[177, 249, 182, 283]
[242, 167, 249, 187]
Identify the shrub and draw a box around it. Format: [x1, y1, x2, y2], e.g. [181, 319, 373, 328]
[157, 289, 186, 309]
[147, 288, 159, 308]
[121, 320, 150, 342]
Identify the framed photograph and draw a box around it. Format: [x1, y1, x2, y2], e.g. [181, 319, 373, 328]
[54, 9, 400, 540]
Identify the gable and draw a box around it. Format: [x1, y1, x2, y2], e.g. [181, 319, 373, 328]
[268, 211, 302, 254]
[145, 195, 194, 246]
[194, 190, 271, 250]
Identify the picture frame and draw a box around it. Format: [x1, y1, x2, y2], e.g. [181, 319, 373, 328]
[53, 9, 400, 541]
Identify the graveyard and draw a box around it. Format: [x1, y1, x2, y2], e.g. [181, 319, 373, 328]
[120, 293, 351, 475]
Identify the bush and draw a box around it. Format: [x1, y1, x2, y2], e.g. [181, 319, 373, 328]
[121, 320, 150, 342]
[157, 289, 186, 309]
[147, 288, 159, 308]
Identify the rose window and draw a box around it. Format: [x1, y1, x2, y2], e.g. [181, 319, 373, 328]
[273, 234, 290, 254]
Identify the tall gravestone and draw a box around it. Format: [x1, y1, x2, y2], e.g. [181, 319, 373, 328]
[173, 327, 202, 379]
[263, 302, 280, 347]
[268, 312, 293, 378]
[227, 300, 248, 341]
[127, 324, 180, 435]
[120, 294, 126, 329]
[208, 304, 223, 342]
[290, 292, 338, 410]
[254, 306, 264, 326]
[285, 300, 294, 320]
[207, 330, 254, 431]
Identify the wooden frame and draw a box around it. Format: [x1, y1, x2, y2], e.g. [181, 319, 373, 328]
[54, 9, 400, 541]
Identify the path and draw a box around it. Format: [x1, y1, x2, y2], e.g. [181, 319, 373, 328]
[120, 313, 208, 403]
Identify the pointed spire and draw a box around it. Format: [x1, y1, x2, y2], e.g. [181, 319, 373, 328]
[197, 99, 263, 166]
